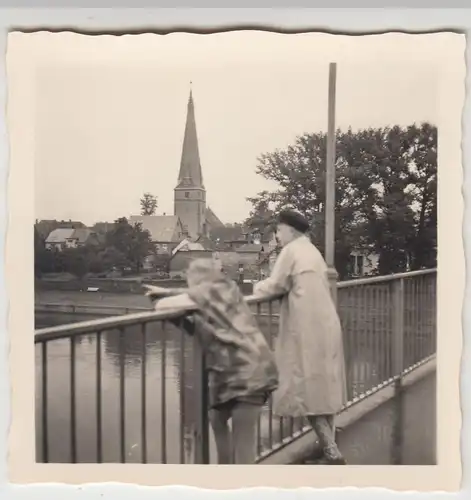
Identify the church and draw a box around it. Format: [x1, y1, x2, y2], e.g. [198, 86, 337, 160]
[131, 89, 224, 246]
[173, 89, 224, 239]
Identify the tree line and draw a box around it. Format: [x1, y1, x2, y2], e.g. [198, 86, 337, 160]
[245, 123, 437, 279]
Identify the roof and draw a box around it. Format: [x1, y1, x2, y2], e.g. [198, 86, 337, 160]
[205, 207, 225, 228]
[175, 91, 204, 189]
[36, 220, 86, 239]
[172, 238, 206, 255]
[72, 228, 95, 243]
[194, 234, 215, 251]
[45, 228, 75, 243]
[45, 228, 95, 244]
[236, 243, 264, 253]
[129, 215, 182, 242]
[209, 225, 245, 242]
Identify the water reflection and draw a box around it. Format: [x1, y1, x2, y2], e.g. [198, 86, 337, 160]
[35, 315, 207, 463]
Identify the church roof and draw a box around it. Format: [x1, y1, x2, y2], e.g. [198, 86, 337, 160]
[205, 206, 225, 228]
[175, 90, 204, 189]
[129, 215, 182, 242]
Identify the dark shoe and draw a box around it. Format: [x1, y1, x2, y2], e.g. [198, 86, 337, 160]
[313, 454, 347, 465]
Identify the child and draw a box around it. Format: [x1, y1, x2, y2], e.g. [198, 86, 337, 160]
[146, 259, 279, 464]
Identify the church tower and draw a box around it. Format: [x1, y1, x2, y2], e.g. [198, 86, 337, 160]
[174, 89, 207, 239]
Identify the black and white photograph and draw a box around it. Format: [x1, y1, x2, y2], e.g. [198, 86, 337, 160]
[5, 28, 464, 488]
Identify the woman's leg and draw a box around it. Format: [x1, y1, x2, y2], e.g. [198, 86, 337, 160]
[209, 406, 232, 464]
[307, 414, 345, 463]
[231, 402, 262, 464]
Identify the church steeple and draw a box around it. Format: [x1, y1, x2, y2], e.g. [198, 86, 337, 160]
[176, 87, 204, 189]
[174, 87, 207, 239]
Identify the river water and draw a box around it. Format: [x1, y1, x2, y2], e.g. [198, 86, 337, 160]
[35, 310, 389, 464]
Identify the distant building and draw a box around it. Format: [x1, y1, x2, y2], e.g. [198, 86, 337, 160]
[349, 250, 380, 277]
[173, 90, 225, 239]
[35, 219, 86, 240]
[210, 224, 274, 252]
[129, 215, 185, 254]
[45, 227, 99, 251]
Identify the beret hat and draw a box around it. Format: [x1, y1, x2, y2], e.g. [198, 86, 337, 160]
[278, 209, 310, 233]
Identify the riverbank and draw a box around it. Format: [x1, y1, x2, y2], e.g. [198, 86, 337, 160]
[35, 290, 152, 309]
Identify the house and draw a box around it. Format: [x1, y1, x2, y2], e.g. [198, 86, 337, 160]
[45, 227, 99, 251]
[129, 215, 185, 254]
[171, 238, 206, 255]
[349, 250, 380, 277]
[35, 219, 86, 240]
[209, 224, 274, 252]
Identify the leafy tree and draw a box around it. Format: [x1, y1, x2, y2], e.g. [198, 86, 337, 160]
[247, 123, 437, 278]
[62, 247, 90, 280]
[106, 217, 154, 273]
[140, 193, 158, 216]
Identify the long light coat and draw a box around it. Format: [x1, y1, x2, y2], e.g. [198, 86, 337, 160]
[253, 235, 347, 417]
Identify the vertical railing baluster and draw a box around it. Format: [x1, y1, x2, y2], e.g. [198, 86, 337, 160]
[391, 278, 405, 465]
[373, 286, 380, 387]
[352, 287, 359, 397]
[193, 315, 210, 464]
[179, 327, 186, 464]
[256, 303, 262, 456]
[267, 301, 274, 449]
[419, 276, 427, 360]
[119, 328, 126, 463]
[161, 321, 167, 464]
[385, 284, 392, 380]
[70, 337, 77, 463]
[363, 285, 370, 392]
[415, 278, 420, 364]
[96, 331, 102, 463]
[141, 322, 147, 464]
[41, 341, 49, 463]
[342, 289, 353, 401]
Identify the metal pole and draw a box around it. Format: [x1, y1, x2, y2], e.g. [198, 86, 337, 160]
[325, 62, 338, 303]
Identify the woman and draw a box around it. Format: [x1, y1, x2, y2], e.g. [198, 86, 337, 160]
[253, 209, 348, 465]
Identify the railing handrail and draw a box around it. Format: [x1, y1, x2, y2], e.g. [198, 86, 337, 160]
[35, 302, 151, 312]
[337, 268, 436, 288]
[35, 268, 437, 342]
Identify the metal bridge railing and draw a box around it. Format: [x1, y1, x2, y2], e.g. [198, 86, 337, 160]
[34, 269, 436, 464]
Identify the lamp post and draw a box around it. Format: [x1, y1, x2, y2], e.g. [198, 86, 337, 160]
[325, 62, 338, 304]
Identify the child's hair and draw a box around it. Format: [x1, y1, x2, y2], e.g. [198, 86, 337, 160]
[187, 258, 224, 287]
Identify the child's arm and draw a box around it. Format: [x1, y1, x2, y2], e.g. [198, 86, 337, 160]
[143, 284, 189, 301]
[153, 293, 197, 313]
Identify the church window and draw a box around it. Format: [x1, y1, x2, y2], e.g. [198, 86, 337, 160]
[185, 192, 189, 198]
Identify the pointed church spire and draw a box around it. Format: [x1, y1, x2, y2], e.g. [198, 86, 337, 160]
[176, 87, 204, 189]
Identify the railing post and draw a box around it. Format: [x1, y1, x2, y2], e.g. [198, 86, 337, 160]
[192, 333, 210, 464]
[391, 278, 405, 465]
[327, 267, 338, 306]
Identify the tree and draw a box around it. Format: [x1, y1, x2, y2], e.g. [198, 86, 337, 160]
[140, 193, 158, 216]
[106, 217, 154, 273]
[62, 247, 91, 280]
[247, 123, 437, 278]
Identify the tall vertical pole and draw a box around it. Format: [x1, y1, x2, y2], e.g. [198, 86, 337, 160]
[325, 62, 338, 304]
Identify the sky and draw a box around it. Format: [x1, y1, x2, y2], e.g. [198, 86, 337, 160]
[30, 31, 444, 226]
